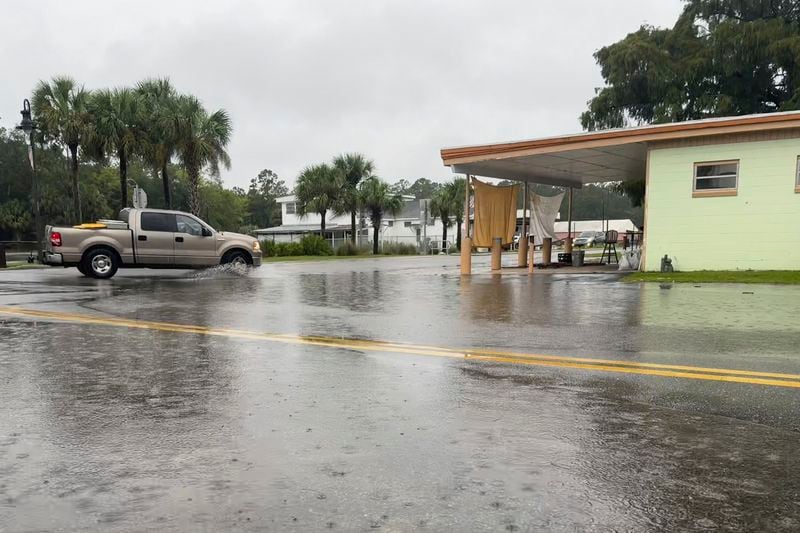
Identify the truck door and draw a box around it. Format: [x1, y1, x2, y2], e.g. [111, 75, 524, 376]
[174, 214, 218, 266]
[136, 212, 176, 264]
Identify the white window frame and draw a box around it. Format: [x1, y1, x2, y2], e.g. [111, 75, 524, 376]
[693, 160, 739, 197]
[796, 156, 800, 191]
[285, 202, 296, 215]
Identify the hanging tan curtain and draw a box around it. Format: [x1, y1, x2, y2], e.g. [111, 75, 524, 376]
[472, 178, 519, 248]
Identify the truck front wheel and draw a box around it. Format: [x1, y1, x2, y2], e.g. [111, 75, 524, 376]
[222, 250, 251, 266]
[82, 247, 120, 279]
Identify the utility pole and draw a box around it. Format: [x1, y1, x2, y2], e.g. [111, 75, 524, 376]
[16, 99, 42, 260]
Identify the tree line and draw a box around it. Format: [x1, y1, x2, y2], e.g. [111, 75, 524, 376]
[583, 0, 800, 205]
[0, 122, 286, 241]
[27, 76, 231, 222]
[293, 154, 467, 254]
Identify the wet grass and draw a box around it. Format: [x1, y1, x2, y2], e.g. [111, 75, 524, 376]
[624, 271, 800, 285]
[1, 261, 49, 270]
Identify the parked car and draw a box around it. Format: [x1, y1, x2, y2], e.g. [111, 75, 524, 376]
[514, 234, 565, 248]
[573, 230, 606, 247]
[41, 208, 262, 279]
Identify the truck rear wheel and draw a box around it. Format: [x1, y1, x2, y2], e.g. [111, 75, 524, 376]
[77, 263, 88, 276]
[82, 247, 119, 279]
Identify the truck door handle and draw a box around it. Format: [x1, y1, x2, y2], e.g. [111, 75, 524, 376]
[138, 235, 147, 241]
[175, 236, 184, 243]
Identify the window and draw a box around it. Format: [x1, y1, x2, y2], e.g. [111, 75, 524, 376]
[285, 202, 296, 215]
[387, 220, 393, 227]
[176, 215, 205, 236]
[404, 221, 412, 227]
[693, 160, 738, 196]
[140, 212, 176, 232]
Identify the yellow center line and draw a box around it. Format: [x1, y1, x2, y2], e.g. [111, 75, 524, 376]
[2, 306, 799, 389]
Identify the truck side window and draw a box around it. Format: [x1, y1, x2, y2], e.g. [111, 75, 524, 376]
[176, 215, 204, 236]
[141, 212, 177, 232]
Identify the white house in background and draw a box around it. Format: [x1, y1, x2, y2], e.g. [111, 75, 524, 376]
[255, 195, 457, 250]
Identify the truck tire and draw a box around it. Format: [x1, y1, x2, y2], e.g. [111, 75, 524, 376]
[82, 247, 119, 279]
[77, 263, 88, 276]
[222, 250, 251, 266]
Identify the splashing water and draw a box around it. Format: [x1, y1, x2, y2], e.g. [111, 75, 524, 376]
[190, 263, 252, 279]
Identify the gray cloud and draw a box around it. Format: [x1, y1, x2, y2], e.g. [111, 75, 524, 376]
[0, 0, 682, 188]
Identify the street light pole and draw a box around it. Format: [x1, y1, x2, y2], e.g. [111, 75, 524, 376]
[16, 99, 42, 260]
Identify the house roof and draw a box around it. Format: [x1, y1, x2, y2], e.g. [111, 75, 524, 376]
[441, 111, 800, 188]
[255, 223, 349, 235]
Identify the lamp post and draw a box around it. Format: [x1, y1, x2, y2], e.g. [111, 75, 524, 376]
[16, 99, 42, 259]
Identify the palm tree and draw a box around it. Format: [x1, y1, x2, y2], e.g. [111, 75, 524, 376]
[137, 78, 180, 208]
[295, 163, 343, 235]
[449, 178, 466, 250]
[174, 96, 233, 216]
[432, 178, 466, 250]
[333, 153, 374, 243]
[31, 76, 91, 222]
[88, 88, 143, 210]
[358, 177, 403, 254]
[430, 184, 458, 251]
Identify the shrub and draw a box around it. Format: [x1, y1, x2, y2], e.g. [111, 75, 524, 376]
[260, 239, 278, 257]
[300, 234, 333, 256]
[335, 241, 371, 256]
[381, 241, 417, 255]
[276, 242, 304, 256]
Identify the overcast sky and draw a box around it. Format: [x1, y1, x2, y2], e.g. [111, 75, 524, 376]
[1, 0, 683, 189]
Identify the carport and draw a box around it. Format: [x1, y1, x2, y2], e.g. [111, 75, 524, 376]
[441, 127, 651, 274]
[441, 115, 794, 274]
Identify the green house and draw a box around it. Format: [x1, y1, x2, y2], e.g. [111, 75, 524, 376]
[441, 111, 800, 271]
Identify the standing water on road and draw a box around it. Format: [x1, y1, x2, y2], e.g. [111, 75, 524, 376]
[1, 256, 799, 531]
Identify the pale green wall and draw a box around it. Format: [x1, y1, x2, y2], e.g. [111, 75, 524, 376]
[645, 137, 800, 271]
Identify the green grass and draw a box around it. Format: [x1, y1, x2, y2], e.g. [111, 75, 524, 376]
[624, 270, 800, 285]
[1, 261, 49, 270]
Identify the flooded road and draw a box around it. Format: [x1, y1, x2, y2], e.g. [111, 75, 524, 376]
[1, 256, 799, 531]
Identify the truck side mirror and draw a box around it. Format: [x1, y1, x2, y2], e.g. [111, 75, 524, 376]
[202, 227, 212, 237]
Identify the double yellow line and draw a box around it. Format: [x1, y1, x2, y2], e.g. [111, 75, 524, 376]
[2, 306, 800, 389]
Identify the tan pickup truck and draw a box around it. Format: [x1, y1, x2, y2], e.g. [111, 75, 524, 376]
[42, 208, 262, 279]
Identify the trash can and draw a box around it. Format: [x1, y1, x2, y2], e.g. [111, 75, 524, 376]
[571, 250, 585, 267]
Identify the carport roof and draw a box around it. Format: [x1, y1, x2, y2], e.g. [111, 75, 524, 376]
[440, 111, 800, 188]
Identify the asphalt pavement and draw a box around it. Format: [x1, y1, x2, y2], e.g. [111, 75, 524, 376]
[1, 256, 799, 531]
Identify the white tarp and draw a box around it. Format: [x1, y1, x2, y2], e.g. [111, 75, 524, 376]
[528, 192, 564, 245]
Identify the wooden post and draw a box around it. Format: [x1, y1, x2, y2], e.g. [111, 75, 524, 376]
[518, 182, 528, 268]
[542, 237, 552, 267]
[460, 175, 472, 275]
[527, 235, 535, 274]
[491, 237, 502, 271]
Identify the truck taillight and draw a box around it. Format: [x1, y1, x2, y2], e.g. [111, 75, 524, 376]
[50, 232, 62, 247]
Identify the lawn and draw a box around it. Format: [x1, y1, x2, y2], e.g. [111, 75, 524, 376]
[1, 261, 49, 270]
[624, 271, 800, 285]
